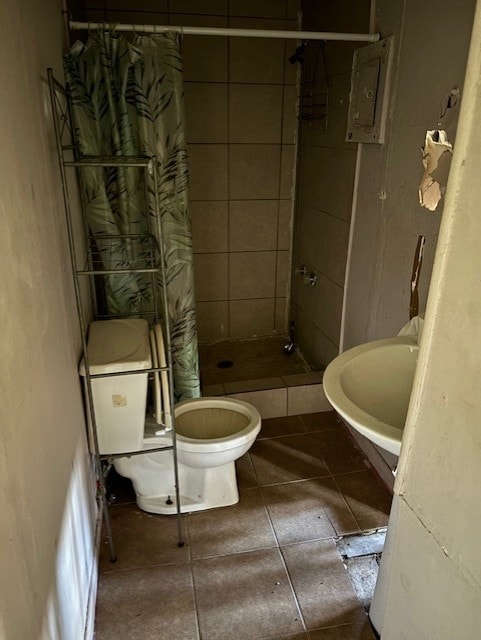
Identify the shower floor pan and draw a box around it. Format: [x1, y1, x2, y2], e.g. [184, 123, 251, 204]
[199, 336, 316, 387]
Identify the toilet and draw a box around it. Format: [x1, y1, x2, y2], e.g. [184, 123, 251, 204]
[80, 318, 261, 514]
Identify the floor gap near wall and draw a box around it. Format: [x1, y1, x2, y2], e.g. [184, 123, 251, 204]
[336, 530, 387, 614]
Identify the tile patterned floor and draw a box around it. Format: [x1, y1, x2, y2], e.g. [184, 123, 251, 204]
[199, 337, 309, 386]
[96, 412, 391, 640]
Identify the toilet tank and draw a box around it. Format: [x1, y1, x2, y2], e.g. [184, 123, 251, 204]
[79, 319, 151, 454]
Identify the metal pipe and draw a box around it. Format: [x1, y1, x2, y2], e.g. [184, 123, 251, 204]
[69, 21, 380, 42]
[151, 160, 185, 548]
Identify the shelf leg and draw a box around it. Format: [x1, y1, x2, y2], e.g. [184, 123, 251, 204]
[98, 474, 117, 562]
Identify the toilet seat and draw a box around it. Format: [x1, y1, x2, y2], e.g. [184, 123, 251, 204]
[174, 397, 260, 452]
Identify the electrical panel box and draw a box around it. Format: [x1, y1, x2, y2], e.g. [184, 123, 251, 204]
[346, 36, 394, 144]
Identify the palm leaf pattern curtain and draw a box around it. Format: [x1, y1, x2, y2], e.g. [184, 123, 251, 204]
[64, 30, 200, 401]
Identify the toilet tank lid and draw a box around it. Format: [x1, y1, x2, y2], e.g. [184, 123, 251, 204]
[79, 319, 152, 376]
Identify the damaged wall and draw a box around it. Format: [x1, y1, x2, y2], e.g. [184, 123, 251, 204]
[379, 4, 481, 634]
[342, 0, 476, 349]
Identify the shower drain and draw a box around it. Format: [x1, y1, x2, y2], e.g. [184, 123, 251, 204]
[217, 359, 234, 369]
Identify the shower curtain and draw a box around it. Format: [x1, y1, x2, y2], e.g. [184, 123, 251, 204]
[64, 30, 200, 401]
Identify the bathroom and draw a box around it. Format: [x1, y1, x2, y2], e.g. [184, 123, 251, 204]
[2, 0, 481, 638]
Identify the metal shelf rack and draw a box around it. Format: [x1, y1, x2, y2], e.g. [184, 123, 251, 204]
[47, 68, 184, 561]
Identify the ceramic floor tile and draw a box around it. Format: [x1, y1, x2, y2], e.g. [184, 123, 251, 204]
[262, 478, 359, 545]
[250, 434, 330, 485]
[309, 428, 368, 475]
[300, 411, 343, 432]
[192, 548, 305, 640]
[224, 376, 286, 393]
[199, 336, 307, 385]
[95, 411, 391, 638]
[236, 452, 259, 489]
[186, 488, 276, 558]
[99, 504, 189, 572]
[282, 372, 324, 387]
[281, 539, 363, 630]
[334, 471, 392, 531]
[287, 384, 331, 415]
[95, 564, 198, 640]
[309, 610, 377, 640]
[202, 383, 225, 396]
[261, 634, 309, 640]
[258, 415, 308, 439]
[229, 387, 288, 419]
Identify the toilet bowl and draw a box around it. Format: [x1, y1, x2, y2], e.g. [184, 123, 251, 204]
[80, 319, 261, 514]
[115, 396, 261, 514]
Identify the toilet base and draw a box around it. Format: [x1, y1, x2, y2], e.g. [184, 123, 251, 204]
[127, 459, 240, 515]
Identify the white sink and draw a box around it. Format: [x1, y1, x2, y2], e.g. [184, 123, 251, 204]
[323, 336, 419, 455]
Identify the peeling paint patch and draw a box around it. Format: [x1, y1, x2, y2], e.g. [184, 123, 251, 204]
[419, 130, 453, 211]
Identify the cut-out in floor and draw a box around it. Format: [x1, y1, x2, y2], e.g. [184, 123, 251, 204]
[337, 530, 386, 612]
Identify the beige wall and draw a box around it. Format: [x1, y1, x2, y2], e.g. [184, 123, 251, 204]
[81, 0, 299, 342]
[340, 0, 474, 476]
[0, 0, 98, 638]
[343, 0, 475, 349]
[297, 0, 473, 370]
[378, 4, 481, 636]
[292, 0, 370, 369]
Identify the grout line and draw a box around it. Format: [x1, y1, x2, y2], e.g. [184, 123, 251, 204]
[99, 554, 193, 576]
[226, 28, 231, 340]
[257, 471, 282, 549]
[255, 466, 310, 634]
[188, 542, 282, 563]
[183, 513, 193, 564]
[257, 428, 336, 442]
[276, 545, 309, 634]
[184, 79, 289, 86]
[332, 474, 364, 533]
[188, 553, 203, 640]
[246, 450, 262, 490]
[190, 197, 290, 201]
[255, 474, 335, 490]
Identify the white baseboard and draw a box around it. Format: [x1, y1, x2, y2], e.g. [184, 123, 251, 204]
[83, 509, 102, 640]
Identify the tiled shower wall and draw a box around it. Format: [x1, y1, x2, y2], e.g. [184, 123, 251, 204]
[80, 1, 300, 342]
[291, 0, 370, 369]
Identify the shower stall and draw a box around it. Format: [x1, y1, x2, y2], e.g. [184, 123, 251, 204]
[68, 1, 377, 397]
[183, 22, 368, 389]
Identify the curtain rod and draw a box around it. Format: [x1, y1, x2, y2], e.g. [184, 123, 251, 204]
[69, 21, 380, 43]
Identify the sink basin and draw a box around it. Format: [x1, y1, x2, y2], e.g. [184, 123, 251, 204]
[323, 336, 419, 455]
